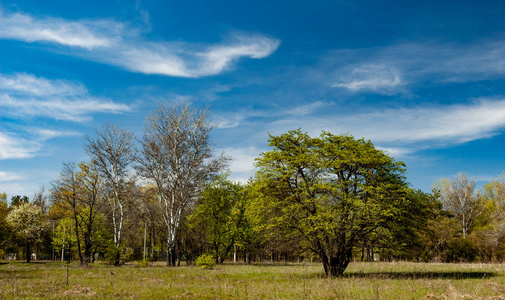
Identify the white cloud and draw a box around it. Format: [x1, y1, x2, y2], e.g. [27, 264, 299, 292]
[222, 146, 262, 173]
[0, 10, 121, 49]
[216, 101, 333, 129]
[0, 73, 87, 96]
[194, 34, 280, 77]
[376, 146, 413, 158]
[0, 171, 21, 182]
[0, 95, 131, 122]
[31, 128, 80, 140]
[269, 98, 505, 149]
[333, 64, 402, 93]
[285, 101, 333, 116]
[331, 40, 505, 93]
[0, 127, 81, 160]
[0, 10, 280, 78]
[97, 33, 280, 77]
[0, 132, 39, 159]
[0, 73, 131, 122]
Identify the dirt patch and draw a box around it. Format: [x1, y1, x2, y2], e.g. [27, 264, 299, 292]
[63, 285, 97, 297]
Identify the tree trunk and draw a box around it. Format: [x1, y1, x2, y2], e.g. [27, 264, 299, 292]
[321, 248, 352, 277]
[26, 241, 31, 263]
[166, 244, 176, 266]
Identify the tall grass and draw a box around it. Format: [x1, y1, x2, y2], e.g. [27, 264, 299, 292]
[0, 261, 503, 299]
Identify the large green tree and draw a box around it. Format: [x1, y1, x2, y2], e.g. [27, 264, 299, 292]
[252, 130, 409, 276]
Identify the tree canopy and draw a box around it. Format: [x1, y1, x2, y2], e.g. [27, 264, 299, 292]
[252, 129, 411, 276]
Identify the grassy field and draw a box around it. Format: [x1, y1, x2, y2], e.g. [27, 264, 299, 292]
[1, 260, 504, 299]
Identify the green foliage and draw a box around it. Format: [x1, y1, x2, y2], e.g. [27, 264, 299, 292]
[189, 173, 250, 263]
[0, 199, 11, 251]
[443, 238, 477, 262]
[195, 253, 216, 269]
[104, 244, 134, 265]
[53, 208, 111, 263]
[137, 259, 150, 268]
[252, 129, 410, 276]
[10, 195, 29, 207]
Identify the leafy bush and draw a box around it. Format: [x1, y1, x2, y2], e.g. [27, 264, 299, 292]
[104, 245, 135, 265]
[195, 253, 215, 269]
[443, 238, 477, 262]
[137, 259, 150, 268]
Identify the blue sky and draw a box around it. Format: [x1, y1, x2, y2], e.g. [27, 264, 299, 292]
[2, 0, 505, 198]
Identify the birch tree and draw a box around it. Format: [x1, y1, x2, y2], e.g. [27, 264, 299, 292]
[137, 102, 226, 266]
[85, 123, 135, 266]
[437, 172, 483, 238]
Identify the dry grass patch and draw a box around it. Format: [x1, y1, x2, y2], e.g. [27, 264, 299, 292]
[0, 261, 504, 299]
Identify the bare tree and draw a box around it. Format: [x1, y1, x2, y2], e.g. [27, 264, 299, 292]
[437, 172, 483, 238]
[33, 186, 48, 213]
[85, 123, 135, 266]
[136, 102, 226, 266]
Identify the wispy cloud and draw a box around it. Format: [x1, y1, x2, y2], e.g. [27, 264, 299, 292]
[0, 10, 122, 49]
[0, 73, 87, 96]
[332, 64, 403, 93]
[0, 9, 280, 77]
[0, 126, 82, 160]
[215, 100, 332, 129]
[331, 40, 505, 93]
[220, 146, 264, 183]
[376, 146, 413, 158]
[0, 131, 38, 159]
[284, 101, 334, 116]
[31, 128, 80, 140]
[0, 171, 21, 182]
[265, 98, 505, 150]
[0, 73, 131, 122]
[85, 32, 280, 77]
[222, 146, 262, 173]
[0, 95, 131, 122]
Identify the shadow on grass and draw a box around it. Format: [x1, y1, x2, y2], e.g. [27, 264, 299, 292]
[341, 271, 496, 280]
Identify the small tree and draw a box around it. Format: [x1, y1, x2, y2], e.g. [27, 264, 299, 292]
[189, 173, 248, 264]
[436, 173, 483, 238]
[52, 162, 105, 267]
[6, 202, 45, 262]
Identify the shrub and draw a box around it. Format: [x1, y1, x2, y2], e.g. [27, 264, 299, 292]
[137, 259, 150, 268]
[195, 253, 215, 269]
[443, 238, 477, 262]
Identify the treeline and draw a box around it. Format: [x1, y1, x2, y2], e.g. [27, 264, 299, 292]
[1, 102, 505, 276]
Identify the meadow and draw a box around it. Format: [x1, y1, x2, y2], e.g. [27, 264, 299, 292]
[1, 261, 504, 299]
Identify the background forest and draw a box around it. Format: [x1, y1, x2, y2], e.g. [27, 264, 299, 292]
[1, 102, 505, 277]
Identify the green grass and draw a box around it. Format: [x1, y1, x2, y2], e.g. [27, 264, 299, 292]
[1, 260, 504, 299]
